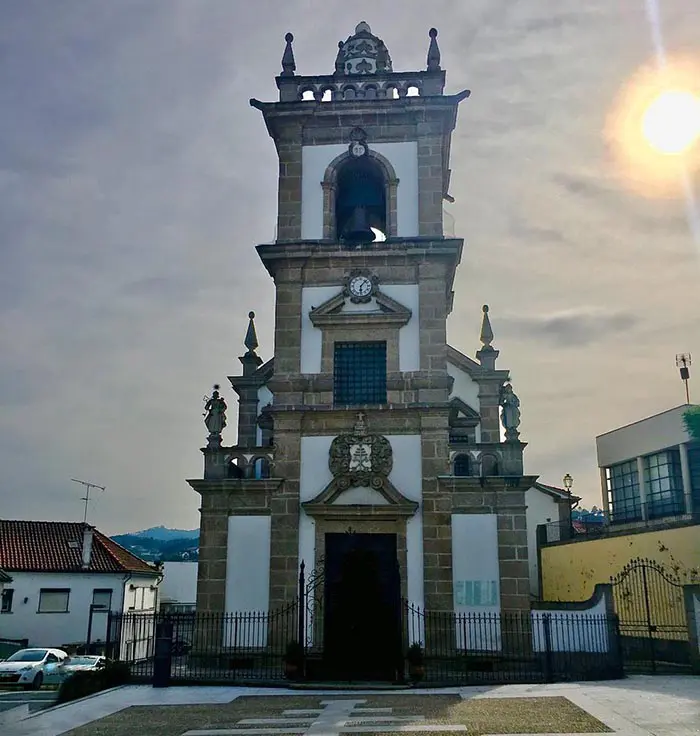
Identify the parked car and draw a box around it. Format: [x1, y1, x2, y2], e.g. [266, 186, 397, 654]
[0, 648, 68, 689]
[59, 655, 107, 675]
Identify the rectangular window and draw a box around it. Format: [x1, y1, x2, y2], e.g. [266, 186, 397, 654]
[333, 341, 387, 406]
[92, 588, 112, 611]
[688, 444, 700, 508]
[644, 449, 685, 518]
[1, 588, 13, 613]
[38, 588, 70, 613]
[606, 460, 642, 523]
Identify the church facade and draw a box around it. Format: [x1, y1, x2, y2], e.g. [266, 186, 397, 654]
[189, 23, 537, 667]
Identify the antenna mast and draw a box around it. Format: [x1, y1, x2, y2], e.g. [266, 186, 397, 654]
[675, 353, 692, 404]
[71, 478, 106, 524]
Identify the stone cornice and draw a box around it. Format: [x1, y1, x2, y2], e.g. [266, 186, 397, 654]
[302, 504, 417, 520]
[256, 238, 464, 280]
[187, 478, 283, 495]
[437, 475, 539, 493]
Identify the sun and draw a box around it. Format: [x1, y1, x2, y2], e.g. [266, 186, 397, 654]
[641, 89, 700, 155]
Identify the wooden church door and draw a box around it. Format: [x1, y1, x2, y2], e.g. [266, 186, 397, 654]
[323, 532, 401, 681]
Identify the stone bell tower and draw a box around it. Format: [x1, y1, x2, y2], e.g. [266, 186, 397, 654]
[191, 22, 535, 650]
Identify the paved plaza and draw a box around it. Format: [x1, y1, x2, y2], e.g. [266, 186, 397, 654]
[1, 677, 697, 736]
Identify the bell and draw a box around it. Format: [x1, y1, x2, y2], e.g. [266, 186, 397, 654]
[341, 206, 375, 245]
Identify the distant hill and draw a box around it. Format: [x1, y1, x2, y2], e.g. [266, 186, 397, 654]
[112, 526, 200, 562]
[128, 525, 199, 541]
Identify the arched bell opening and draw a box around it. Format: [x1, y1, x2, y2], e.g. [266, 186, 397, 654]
[335, 156, 387, 246]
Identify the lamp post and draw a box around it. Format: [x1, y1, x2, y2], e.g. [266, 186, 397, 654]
[563, 474, 574, 538]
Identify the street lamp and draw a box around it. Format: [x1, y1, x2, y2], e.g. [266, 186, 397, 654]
[562, 474, 574, 539]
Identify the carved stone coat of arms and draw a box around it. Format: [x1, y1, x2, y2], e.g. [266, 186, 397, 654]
[328, 413, 392, 489]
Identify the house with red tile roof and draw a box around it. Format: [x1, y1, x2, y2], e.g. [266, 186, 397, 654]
[0, 520, 162, 649]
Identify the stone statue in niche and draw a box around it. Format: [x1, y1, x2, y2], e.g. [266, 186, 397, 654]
[499, 383, 521, 441]
[204, 384, 227, 442]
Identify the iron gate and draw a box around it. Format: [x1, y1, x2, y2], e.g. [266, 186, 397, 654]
[611, 557, 690, 673]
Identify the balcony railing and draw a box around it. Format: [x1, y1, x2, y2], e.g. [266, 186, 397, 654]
[539, 503, 699, 545]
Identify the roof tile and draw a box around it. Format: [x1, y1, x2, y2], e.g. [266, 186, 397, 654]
[0, 520, 156, 575]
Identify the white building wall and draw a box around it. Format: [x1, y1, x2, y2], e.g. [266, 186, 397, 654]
[0, 571, 158, 648]
[299, 434, 424, 608]
[256, 385, 274, 445]
[300, 285, 420, 374]
[452, 514, 500, 649]
[531, 594, 609, 652]
[301, 142, 419, 240]
[160, 561, 198, 605]
[225, 516, 271, 614]
[596, 405, 694, 467]
[446, 361, 481, 442]
[525, 488, 561, 598]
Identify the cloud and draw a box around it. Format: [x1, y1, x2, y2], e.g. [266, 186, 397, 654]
[0, 1, 699, 531]
[498, 309, 640, 348]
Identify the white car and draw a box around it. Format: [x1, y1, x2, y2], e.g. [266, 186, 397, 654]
[0, 648, 68, 689]
[59, 655, 107, 675]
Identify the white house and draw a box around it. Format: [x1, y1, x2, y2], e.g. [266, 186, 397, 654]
[0, 520, 162, 649]
[525, 482, 578, 598]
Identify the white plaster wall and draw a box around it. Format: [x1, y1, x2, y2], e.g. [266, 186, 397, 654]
[256, 385, 274, 445]
[301, 286, 337, 374]
[0, 571, 159, 648]
[596, 405, 694, 467]
[300, 285, 420, 374]
[452, 514, 500, 650]
[160, 562, 198, 604]
[299, 434, 424, 608]
[531, 593, 609, 652]
[447, 362, 481, 412]
[525, 488, 561, 598]
[225, 516, 271, 614]
[301, 142, 419, 240]
[331, 486, 388, 504]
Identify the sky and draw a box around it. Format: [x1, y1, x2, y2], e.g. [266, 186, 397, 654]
[1, 0, 699, 535]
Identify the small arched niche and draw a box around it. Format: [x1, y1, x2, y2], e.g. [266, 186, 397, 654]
[453, 453, 472, 477]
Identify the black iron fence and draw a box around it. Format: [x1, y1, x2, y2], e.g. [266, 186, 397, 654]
[106, 603, 623, 686]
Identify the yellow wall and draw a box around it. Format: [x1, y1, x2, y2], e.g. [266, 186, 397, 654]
[541, 525, 700, 602]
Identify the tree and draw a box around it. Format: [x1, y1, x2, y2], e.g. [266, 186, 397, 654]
[682, 406, 700, 441]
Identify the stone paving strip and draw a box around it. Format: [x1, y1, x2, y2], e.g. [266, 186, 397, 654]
[62, 694, 609, 736]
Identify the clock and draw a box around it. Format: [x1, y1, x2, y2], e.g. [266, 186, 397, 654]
[348, 275, 373, 299]
[350, 141, 367, 158]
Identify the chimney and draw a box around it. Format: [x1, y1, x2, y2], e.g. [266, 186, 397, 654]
[81, 526, 94, 569]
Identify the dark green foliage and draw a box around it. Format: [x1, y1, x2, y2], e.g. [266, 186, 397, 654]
[57, 661, 131, 704]
[683, 406, 700, 441]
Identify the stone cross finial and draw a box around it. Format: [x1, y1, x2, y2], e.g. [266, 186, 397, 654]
[427, 27, 441, 71]
[244, 311, 259, 355]
[480, 304, 494, 347]
[281, 32, 296, 77]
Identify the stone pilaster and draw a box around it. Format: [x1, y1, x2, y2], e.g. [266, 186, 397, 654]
[267, 414, 302, 609]
[274, 123, 302, 241]
[195, 506, 229, 614]
[417, 125, 445, 237]
[421, 411, 452, 611]
[418, 261, 449, 375]
[272, 269, 303, 377]
[477, 378, 503, 443]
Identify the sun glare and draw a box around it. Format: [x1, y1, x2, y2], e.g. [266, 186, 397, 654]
[641, 89, 700, 155]
[605, 56, 700, 197]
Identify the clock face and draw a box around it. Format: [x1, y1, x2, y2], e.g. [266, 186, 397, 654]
[350, 141, 367, 157]
[349, 275, 373, 298]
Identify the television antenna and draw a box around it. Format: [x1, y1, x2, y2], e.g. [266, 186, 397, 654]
[675, 353, 692, 404]
[71, 478, 106, 524]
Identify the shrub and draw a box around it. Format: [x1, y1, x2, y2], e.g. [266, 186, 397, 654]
[57, 661, 131, 705]
[683, 406, 700, 441]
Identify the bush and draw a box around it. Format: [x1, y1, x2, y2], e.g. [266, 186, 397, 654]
[57, 661, 131, 704]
